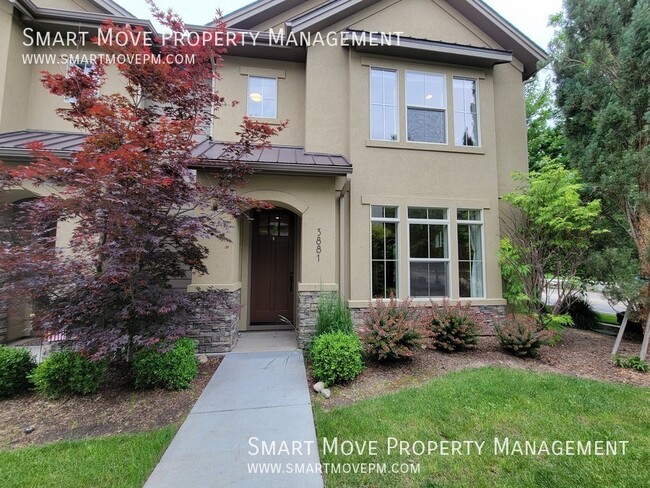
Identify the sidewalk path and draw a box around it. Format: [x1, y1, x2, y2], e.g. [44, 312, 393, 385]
[144, 350, 323, 488]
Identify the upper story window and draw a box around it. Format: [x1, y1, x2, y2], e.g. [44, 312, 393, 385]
[64, 62, 95, 104]
[453, 77, 480, 147]
[370, 68, 398, 141]
[247, 76, 277, 119]
[406, 71, 446, 144]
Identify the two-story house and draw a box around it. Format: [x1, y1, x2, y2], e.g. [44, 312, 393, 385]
[0, 0, 546, 352]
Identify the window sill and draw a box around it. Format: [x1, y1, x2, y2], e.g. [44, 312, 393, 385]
[248, 117, 284, 126]
[366, 139, 485, 155]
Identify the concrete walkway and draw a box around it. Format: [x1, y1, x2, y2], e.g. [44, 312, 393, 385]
[144, 350, 323, 488]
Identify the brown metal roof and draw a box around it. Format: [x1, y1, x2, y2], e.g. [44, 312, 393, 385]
[0, 130, 352, 176]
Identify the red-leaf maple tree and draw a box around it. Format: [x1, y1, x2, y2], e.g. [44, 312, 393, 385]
[0, 3, 286, 358]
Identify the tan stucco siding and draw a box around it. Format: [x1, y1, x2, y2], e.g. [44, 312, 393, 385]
[213, 56, 306, 146]
[32, 0, 107, 13]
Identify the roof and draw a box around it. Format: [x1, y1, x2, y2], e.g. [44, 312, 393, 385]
[221, 0, 548, 80]
[12, 0, 133, 18]
[0, 131, 352, 176]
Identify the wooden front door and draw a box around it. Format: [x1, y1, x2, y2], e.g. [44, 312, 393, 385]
[250, 209, 296, 324]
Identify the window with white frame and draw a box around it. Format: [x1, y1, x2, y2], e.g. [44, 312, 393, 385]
[457, 209, 485, 298]
[406, 71, 446, 144]
[408, 207, 449, 297]
[453, 77, 480, 147]
[247, 76, 277, 118]
[64, 61, 95, 103]
[371, 205, 399, 298]
[370, 68, 398, 141]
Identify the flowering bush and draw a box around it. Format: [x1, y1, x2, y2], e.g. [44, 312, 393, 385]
[421, 300, 480, 352]
[359, 296, 424, 361]
[496, 315, 550, 358]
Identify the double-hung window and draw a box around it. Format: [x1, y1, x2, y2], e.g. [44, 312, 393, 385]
[371, 205, 399, 298]
[370, 68, 398, 141]
[247, 76, 277, 118]
[64, 61, 95, 104]
[457, 209, 485, 298]
[453, 77, 480, 146]
[408, 207, 449, 297]
[406, 71, 446, 144]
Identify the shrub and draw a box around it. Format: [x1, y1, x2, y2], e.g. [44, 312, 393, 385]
[421, 300, 480, 352]
[31, 350, 106, 398]
[134, 338, 199, 390]
[311, 332, 364, 386]
[496, 315, 550, 358]
[359, 296, 423, 361]
[613, 355, 649, 373]
[316, 292, 354, 336]
[0, 346, 37, 398]
[559, 296, 598, 330]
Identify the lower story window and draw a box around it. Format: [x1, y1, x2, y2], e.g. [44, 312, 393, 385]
[457, 209, 484, 298]
[371, 205, 399, 298]
[408, 207, 449, 297]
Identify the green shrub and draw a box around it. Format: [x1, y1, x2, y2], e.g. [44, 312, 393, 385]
[134, 338, 199, 390]
[559, 296, 598, 330]
[613, 355, 649, 372]
[311, 332, 364, 386]
[422, 300, 479, 352]
[31, 350, 106, 398]
[360, 296, 423, 361]
[0, 346, 37, 398]
[316, 292, 354, 336]
[496, 315, 550, 358]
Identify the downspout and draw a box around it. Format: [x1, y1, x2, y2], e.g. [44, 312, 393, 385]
[338, 173, 352, 299]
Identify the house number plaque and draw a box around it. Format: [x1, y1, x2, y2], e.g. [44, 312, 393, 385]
[316, 228, 322, 262]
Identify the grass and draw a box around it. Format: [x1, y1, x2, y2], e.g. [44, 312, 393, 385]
[0, 426, 175, 488]
[315, 367, 650, 488]
[596, 312, 619, 326]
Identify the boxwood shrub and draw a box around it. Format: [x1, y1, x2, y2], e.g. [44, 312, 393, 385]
[0, 346, 37, 398]
[31, 350, 107, 398]
[311, 332, 364, 386]
[134, 338, 199, 391]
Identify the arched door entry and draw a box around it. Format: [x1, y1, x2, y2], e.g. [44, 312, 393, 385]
[250, 209, 296, 324]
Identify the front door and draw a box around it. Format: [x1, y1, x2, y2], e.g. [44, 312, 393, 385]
[250, 209, 295, 324]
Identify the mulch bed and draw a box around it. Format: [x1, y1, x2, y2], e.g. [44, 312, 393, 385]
[0, 358, 221, 449]
[311, 329, 650, 410]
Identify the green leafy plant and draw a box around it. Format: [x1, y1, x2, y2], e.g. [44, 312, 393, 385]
[613, 355, 649, 373]
[359, 296, 423, 361]
[0, 346, 37, 398]
[421, 300, 480, 352]
[134, 338, 199, 391]
[496, 315, 551, 358]
[311, 332, 364, 386]
[31, 350, 107, 398]
[316, 292, 354, 336]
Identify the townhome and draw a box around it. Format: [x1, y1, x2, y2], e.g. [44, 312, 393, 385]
[0, 0, 547, 352]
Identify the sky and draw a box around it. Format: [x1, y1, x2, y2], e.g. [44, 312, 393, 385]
[118, 0, 563, 50]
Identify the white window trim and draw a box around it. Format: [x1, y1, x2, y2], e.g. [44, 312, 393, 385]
[247, 75, 278, 119]
[405, 70, 448, 145]
[370, 205, 400, 299]
[453, 76, 481, 148]
[369, 67, 399, 142]
[407, 208, 451, 299]
[456, 208, 486, 299]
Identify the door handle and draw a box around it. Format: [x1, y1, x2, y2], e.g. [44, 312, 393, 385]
[289, 272, 294, 292]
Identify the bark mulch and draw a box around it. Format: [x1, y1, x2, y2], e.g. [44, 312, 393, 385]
[0, 358, 221, 449]
[311, 329, 649, 410]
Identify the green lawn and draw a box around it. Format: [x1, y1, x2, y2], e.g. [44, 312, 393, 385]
[596, 312, 619, 326]
[0, 427, 175, 488]
[315, 367, 650, 488]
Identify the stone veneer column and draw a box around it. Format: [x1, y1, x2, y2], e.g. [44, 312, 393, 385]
[297, 291, 320, 349]
[189, 289, 241, 354]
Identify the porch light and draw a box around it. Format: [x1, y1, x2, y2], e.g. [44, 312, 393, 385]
[249, 92, 263, 103]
